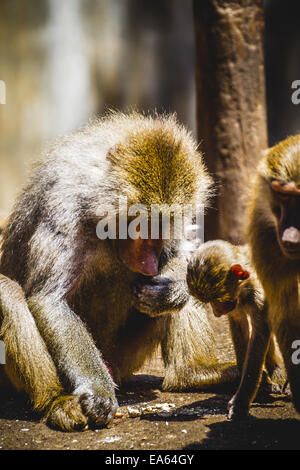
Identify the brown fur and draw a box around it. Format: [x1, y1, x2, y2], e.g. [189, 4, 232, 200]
[0, 111, 236, 431]
[249, 135, 300, 414]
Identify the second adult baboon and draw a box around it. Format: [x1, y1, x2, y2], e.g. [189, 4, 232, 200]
[0, 111, 237, 431]
[187, 240, 285, 419]
[249, 135, 300, 414]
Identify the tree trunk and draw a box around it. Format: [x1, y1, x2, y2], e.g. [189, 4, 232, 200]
[193, 0, 268, 244]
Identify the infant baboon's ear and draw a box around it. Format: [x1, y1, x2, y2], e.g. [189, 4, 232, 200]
[230, 264, 250, 281]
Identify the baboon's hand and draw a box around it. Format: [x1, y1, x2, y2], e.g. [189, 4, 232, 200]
[79, 389, 119, 428]
[131, 276, 186, 316]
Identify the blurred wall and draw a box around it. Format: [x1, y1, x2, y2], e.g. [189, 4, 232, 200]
[1, 0, 300, 214]
[0, 0, 195, 213]
[264, 0, 300, 146]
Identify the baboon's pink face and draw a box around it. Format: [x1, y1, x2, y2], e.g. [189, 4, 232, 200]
[116, 236, 163, 276]
[115, 218, 164, 276]
[271, 180, 300, 260]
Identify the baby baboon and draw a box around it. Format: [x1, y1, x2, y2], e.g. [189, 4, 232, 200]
[0, 112, 236, 431]
[249, 135, 300, 413]
[187, 240, 285, 419]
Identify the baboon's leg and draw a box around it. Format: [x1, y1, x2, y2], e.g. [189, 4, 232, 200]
[263, 335, 286, 390]
[229, 311, 285, 393]
[0, 274, 88, 431]
[228, 311, 249, 374]
[228, 310, 270, 419]
[264, 336, 278, 375]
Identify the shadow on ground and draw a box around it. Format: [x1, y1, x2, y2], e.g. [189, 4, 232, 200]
[184, 414, 300, 450]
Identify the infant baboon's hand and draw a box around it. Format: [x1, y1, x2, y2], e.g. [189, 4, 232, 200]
[131, 276, 175, 316]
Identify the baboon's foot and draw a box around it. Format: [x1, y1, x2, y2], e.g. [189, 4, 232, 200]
[46, 392, 119, 432]
[46, 395, 88, 431]
[227, 396, 250, 421]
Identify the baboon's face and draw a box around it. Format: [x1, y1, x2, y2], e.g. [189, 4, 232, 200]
[271, 180, 300, 260]
[116, 236, 163, 276]
[210, 298, 238, 317]
[115, 218, 164, 276]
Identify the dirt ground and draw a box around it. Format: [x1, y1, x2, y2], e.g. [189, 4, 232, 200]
[0, 312, 300, 451]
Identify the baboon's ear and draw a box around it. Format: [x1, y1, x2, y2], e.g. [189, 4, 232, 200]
[230, 264, 250, 281]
